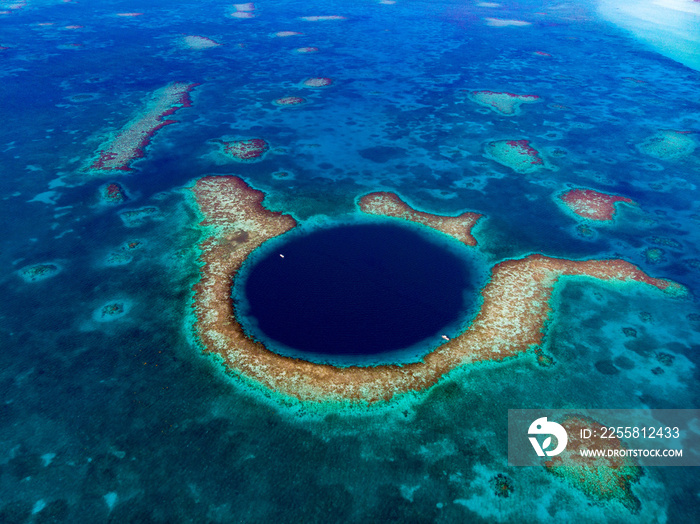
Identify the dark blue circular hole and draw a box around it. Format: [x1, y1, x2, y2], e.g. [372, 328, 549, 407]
[238, 223, 478, 361]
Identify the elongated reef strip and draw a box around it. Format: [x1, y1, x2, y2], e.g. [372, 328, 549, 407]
[299, 15, 346, 21]
[359, 192, 482, 246]
[468, 90, 540, 115]
[89, 82, 198, 172]
[191, 176, 684, 403]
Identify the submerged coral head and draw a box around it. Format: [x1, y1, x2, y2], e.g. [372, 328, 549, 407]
[221, 138, 269, 161]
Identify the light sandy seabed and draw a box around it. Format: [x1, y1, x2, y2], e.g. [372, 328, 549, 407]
[597, 0, 700, 71]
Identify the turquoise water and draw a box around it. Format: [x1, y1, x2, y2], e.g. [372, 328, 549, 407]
[1, 0, 699, 521]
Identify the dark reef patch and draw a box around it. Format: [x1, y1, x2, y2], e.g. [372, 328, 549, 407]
[595, 359, 620, 375]
[358, 146, 406, 163]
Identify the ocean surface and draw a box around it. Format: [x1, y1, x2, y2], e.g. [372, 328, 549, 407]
[1, 0, 699, 522]
[238, 222, 480, 364]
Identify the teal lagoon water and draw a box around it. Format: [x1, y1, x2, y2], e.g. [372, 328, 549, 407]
[1, 0, 699, 522]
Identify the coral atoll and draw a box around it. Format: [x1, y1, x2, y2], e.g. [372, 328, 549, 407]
[190, 176, 684, 403]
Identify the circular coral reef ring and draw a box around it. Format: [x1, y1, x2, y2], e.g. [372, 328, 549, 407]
[235, 221, 484, 366]
[188, 176, 686, 405]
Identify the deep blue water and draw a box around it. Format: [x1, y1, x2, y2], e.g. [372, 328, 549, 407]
[1, 0, 699, 521]
[240, 223, 474, 360]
